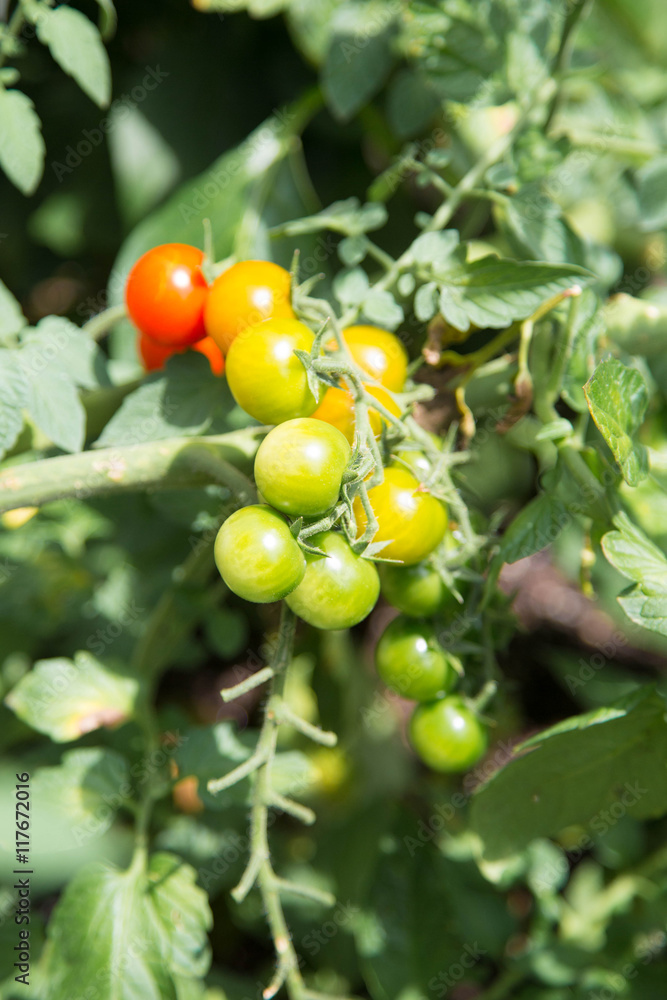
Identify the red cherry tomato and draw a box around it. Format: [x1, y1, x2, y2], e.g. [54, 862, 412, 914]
[125, 243, 208, 347]
[193, 336, 225, 376]
[138, 333, 179, 372]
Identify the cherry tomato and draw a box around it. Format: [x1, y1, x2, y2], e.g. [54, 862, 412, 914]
[286, 531, 380, 630]
[204, 260, 294, 354]
[342, 325, 408, 391]
[254, 418, 351, 518]
[380, 562, 449, 617]
[214, 505, 305, 603]
[409, 696, 487, 772]
[354, 466, 447, 565]
[225, 318, 321, 425]
[375, 616, 460, 701]
[125, 243, 208, 347]
[193, 336, 225, 376]
[394, 434, 443, 478]
[138, 333, 179, 372]
[312, 384, 401, 444]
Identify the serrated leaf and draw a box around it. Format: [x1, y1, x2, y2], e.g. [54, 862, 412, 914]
[407, 230, 459, 266]
[0, 350, 28, 458]
[42, 852, 212, 999]
[0, 88, 45, 195]
[413, 281, 439, 322]
[19, 349, 86, 453]
[33, 747, 129, 851]
[0, 279, 27, 339]
[322, 3, 397, 121]
[584, 358, 649, 486]
[333, 266, 370, 306]
[37, 6, 111, 108]
[361, 289, 403, 329]
[496, 492, 569, 565]
[23, 316, 108, 389]
[5, 652, 139, 742]
[495, 187, 587, 266]
[602, 513, 667, 637]
[636, 155, 667, 231]
[95, 353, 233, 447]
[471, 689, 667, 862]
[437, 253, 589, 332]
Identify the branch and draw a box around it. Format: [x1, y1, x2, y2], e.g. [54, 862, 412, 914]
[0, 430, 261, 513]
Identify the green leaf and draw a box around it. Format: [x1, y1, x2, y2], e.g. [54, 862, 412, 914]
[0, 278, 27, 339]
[37, 6, 111, 108]
[5, 652, 139, 742]
[496, 492, 570, 565]
[495, 187, 587, 266]
[385, 69, 440, 139]
[584, 358, 649, 486]
[471, 689, 667, 862]
[287, 0, 346, 64]
[0, 88, 45, 195]
[0, 349, 28, 459]
[436, 252, 590, 332]
[107, 106, 181, 227]
[95, 353, 235, 447]
[601, 512, 667, 638]
[333, 266, 370, 307]
[23, 316, 109, 389]
[33, 747, 129, 851]
[19, 348, 86, 453]
[362, 288, 403, 329]
[42, 852, 212, 999]
[636, 155, 667, 231]
[322, 2, 398, 121]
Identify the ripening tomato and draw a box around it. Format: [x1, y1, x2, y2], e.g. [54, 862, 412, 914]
[193, 336, 225, 376]
[225, 318, 321, 424]
[312, 383, 401, 444]
[375, 616, 460, 701]
[409, 696, 487, 772]
[341, 325, 408, 391]
[204, 260, 294, 354]
[286, 531, 380, 630]
[254, 418, 351, 517]
[138, 333, 179, 371]
[138, 333, 224, 376]
[353, 466, 447, 564]
[380, 562, 448, 617]
[125, 243, 208, 347]
[214, 505, 305, 603]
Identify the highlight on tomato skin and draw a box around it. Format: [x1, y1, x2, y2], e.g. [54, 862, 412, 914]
[340, 325, 409, 392]
[204, 259, 295, 355]
[125, 242, 209, 347]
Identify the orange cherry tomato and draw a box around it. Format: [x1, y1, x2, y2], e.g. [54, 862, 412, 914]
[353, 466, 447, 564]
[312, 383, 401, 444]
[193, 335, 225, 376]
[204, 260, 294, 355]
[341, 325, 408, 391]
[138, 332, 179, 371]
[125, 243, 208, 347]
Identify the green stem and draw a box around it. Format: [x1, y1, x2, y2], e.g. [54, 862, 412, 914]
[82, 303, 127, 342]
[0, 2, 26, 71]
[0, 430, 260, 512]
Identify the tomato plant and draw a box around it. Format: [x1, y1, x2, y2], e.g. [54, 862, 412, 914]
[3, 3, 667, 1000]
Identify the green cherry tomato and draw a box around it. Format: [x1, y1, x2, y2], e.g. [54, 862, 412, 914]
[286, 531, 380, 630]
[214, 505, 305, 603]
[375, 616, 460, 701]
[225, 317, 321, 425]
[380, 562, 448, 617]
[254, 418, 351, 518]
[409, 696, 487, 773]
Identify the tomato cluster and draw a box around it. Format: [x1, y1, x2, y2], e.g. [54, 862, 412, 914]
[125, 246, 486, 774]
